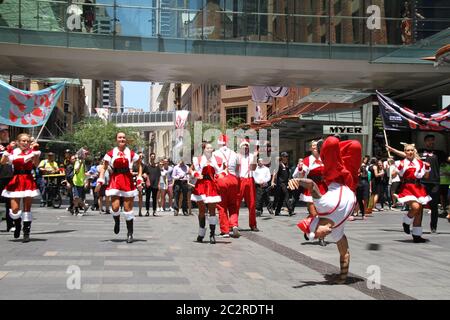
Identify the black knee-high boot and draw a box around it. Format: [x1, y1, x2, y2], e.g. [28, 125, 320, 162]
[14, 218, 22, 239]
[197, 216, 206, 242]
[209, 224, 216, 244]
[209, 215, 218, 244]
[113, 215, 120, 234]
[126, 220, 133, 243]
[23, 222, 31, 243]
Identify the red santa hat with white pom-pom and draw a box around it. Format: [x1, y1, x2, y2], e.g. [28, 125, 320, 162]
[297, 215, 319, 241]
[218, 134, 229, 146]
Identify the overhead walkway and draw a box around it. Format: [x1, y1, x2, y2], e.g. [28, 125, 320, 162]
[0, 1, 449, 91]
[92, 111, 175, 131]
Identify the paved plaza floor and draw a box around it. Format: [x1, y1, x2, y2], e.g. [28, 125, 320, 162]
[0, 203, 449, 300]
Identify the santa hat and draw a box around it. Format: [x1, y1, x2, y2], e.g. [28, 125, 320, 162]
[218, 134, 229, 146]
[297, 215, 319, 241]
[239, 138, 250, 148]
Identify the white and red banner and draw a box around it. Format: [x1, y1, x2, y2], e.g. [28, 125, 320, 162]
[0, 80, 65, 127]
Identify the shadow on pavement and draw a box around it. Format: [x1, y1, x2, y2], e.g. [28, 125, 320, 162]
[32, 230, 77, 235]
[300, 241, 333, 246]
[9, 238, 47, 242]
[102, 239, 148, 243]
[293, 275, 364, 288]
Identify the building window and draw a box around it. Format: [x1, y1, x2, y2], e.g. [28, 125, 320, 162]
[225, 86, 246, 90]
[64, 86, 69, 101]
[226, 106, 247, 123]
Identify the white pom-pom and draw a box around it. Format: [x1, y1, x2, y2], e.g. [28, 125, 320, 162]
[308, 232, 316, 241]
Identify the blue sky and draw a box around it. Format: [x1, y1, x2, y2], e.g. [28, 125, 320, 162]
[122, 81, 151, 112]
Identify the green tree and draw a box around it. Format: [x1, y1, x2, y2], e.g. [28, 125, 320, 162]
[59, 118, 144, 157]
[226, 116, 245, 129]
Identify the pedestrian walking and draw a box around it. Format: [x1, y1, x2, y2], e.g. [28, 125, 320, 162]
[143, 153, 160, 216]
[271, 152, 294, 216]
[172, 159, 190, 216]
[253, 158, 272, 217]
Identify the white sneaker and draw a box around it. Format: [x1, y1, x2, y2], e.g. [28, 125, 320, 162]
[77, 213, 84, 217]
[10, 227, 15, 232]
[170, 207, 174, 212]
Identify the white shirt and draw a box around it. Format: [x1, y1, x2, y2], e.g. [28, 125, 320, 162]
[213, 147, 238, 176]
[389, 164, 400, 184]
[253, 165, 271, 185]
[238, 153, 255, 178]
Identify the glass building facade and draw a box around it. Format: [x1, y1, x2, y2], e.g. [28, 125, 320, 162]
[0, 1, 449, 61]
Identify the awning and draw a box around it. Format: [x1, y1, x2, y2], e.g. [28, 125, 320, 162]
[241, 89, 373, 139]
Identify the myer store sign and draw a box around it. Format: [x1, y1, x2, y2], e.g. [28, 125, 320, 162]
[323, 125, 368, 135]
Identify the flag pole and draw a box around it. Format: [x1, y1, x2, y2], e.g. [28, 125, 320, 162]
[383, 127, 392, 158]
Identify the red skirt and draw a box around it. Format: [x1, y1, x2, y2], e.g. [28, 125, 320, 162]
[191, 179, 221, 203]
[2, 174, 39, 198]
[396, 182, 431, 205]
[106, 172, 138, 197]
[299, 180, 328, 203]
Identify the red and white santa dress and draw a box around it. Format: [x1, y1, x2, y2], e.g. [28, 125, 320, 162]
[298, 154, 328, 203]
[191, 155, 222, 204]
[395, 158, 431, 205]
[2, 147, 40, 199]
[191, 154, 222, 241]
[2, 145, 41, 240]
[103, 147, 140, 198]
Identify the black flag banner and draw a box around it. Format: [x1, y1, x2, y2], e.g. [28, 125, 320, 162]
[377, 91, 450, 132]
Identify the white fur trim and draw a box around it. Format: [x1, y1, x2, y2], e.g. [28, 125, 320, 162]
[191, 194, 205, 202]
[208, 215, 218, 225]
[22, 211, 33, 222]
[412, 227, 422, 236]
[403, 214, 414, 226]
[198, 227, 206, 237]
[9, 209, 22, 220]
[397, 195, 432, 205]
[112, 210, 121, 217]
[204, 195, 222, 204]
[310, 216, 319, 234]
[299, 194, 313, 203]
[106, 189, 138, 197]
[124, 211, 135, 221]
[2, 189, 40, 198]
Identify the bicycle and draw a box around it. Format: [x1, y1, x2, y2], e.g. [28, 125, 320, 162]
[42, 174, 65, 209]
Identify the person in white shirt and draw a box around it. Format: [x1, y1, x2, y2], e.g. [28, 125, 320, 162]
[388, 158, 401, 209]
[236, 139, 258, 232]
[254, 158, 272, 216]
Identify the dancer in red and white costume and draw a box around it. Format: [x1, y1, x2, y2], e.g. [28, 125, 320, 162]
[191, 143, 222, 244]
[213, 134, 240, 238]
[387, 143, 431, 243]
[297, 140, 329, 246]
[236, 139, 258, 232]
[289, 136, 361, 284]
[1, 133, 41, 242]
[96, 132, 142, 243]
